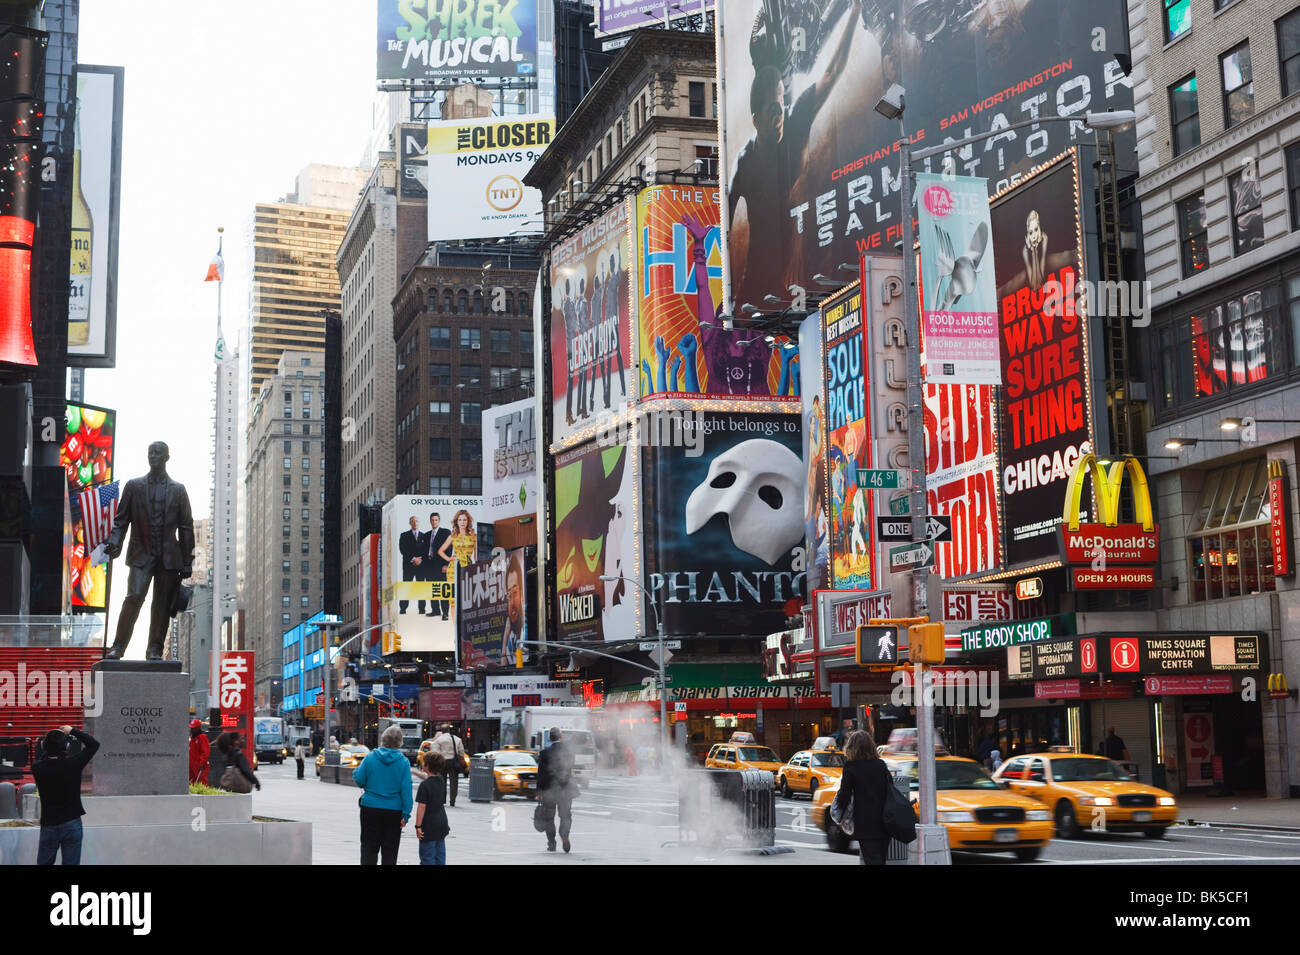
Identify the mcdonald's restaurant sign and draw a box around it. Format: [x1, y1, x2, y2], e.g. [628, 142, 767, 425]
[1059, 454, 1159, 590]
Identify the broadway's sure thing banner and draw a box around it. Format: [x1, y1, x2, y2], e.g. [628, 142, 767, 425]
[799, 311, 828, 593]
[377, 0, 540, 81]
[459, 547, 530, 669]
[916, 173, 999, 385]
[643, 410, 806, 636]
[992, 151, 1093, 566]
[553, 439, 636, 643]
[549, 201, 635, 446]
[821, 283, 874, 591]
[67, 65, 122, 368]
[719, 0, 1131, 309]
[381, 495, 482, 653]
[635, 184, 794, 398]
[426, 114, 552, 242]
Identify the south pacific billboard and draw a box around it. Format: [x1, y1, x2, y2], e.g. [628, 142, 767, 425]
[821, 283, 873, 591]
[553, 439, 637, 644]
[991, 151, 1093, 566]
[636, 184, 795, 398]
[642, 410, 805, 637]
[719, 0, 1132, 309]
[381, 495, 482, 654]
[377, 0, 540, 81]
[549, 200, 635, 447]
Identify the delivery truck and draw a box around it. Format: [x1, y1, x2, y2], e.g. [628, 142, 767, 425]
[498, 705, 595, 787]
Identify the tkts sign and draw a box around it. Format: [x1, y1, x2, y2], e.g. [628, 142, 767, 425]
[219, 651, 255, 738]
[1059, 454, 1158, 590]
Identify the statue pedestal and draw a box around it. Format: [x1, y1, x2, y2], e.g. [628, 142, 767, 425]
[86, 661, 189, 796]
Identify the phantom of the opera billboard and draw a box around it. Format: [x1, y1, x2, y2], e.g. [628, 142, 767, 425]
[549, 200, 636, 446]
[553, 439, 637, 644]
[719, 0, 1132, 309]
[635, 184, 793, 398]
[381, 495, 483, 654]
[642, 409, 806, 637]
[991, 151, 1094, 566]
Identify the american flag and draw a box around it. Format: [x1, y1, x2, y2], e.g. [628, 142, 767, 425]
[78, 480, 119, 552]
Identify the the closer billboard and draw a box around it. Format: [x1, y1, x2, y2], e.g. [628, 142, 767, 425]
[381, 495, 482, 654]
[426, 114, 552, 242]
[992, 151, 1094, 566]
[377, 0, 540, 81]
[718, 0, 1131, 309]
[643, 409, 805, 637]
[548, 200, 635, 447]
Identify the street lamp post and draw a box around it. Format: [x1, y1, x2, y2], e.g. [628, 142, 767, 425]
[600, 574, 670, 763]
[874, 85, 1135, 864]
[321, 619, 389, 752]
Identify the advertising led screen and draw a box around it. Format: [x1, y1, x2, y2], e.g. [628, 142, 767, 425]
[62, 403, 115, 610]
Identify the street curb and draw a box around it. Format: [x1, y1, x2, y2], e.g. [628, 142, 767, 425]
[1180, 819, 1300, 833]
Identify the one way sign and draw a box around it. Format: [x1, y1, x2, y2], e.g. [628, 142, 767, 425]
[876, 515, 951, 544]
[925, 515, 952, 543]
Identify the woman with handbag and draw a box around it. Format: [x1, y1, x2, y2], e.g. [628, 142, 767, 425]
[414, 751, 450, 865]
[831, 730, 891, 865]
[216, 733, 260, 794]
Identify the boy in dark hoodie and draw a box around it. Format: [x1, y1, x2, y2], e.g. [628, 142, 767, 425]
[353, 724, 413, 865]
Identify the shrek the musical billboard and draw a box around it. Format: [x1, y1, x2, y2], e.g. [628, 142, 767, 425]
[721, 0, 1131, 309]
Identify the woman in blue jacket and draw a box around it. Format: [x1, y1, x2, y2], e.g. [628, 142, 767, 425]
[353, 724, 414, 865]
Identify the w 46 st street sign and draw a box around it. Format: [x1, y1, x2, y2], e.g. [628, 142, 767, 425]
[856, 469, 907, 489]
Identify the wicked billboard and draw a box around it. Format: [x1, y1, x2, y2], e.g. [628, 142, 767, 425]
[719, 0, 1131, 309]
[992, 151, 1094, 565]
[553, 439, 637, 643]
[643, 410, 805, 636]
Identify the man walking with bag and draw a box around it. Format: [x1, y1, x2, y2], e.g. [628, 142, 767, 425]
[537, 727, 577, 853]
[433, 723, 465, 807]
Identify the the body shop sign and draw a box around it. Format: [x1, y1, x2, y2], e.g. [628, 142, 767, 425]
[961, 617, 1052, 652]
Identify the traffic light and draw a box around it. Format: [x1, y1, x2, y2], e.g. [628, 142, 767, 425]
[515, 644, 523, 668]
[382, 631, 401, 655]
[908, 622, 946, 665]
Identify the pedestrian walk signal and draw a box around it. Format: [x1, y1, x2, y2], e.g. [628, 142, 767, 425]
[856, 626, 899, 666]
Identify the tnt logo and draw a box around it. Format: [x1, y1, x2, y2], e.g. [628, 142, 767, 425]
[1110, 637, 1139, 673]
[486, 175, 524, 211]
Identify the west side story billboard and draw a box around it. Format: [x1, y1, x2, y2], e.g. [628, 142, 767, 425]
[377, 0, 540, 81]
[719, 0, 1132, 309]
[67, 65, 122, 368]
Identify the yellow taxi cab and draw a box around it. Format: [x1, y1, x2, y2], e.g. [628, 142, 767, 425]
[704, 741, 785, 787]
[314, 743, 370, 775]
[811, 756, 1055, 861]
[993, 748, 1177, 838]
[777, 750, 844, 799]
[479, 749, 540, 799]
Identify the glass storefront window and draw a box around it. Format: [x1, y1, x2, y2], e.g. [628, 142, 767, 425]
[1187, 459, 1275, 602]
[1223, 530, 1242, 598]
[1208, 465, 1241, 527]
[1189, 469, 1223, 533]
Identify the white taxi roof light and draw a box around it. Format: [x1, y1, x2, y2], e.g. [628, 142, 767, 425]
[1049, 745, 1075, 753]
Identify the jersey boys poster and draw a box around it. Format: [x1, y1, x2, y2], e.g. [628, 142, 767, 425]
[635, 185, 793, 398]
[821, 284, 874, 591]
[991, 152, 1093, 565]
[643, 410, 806, 636]
[553, 440, 637, 643]
[549, 201, 635, 446]
[720, 0, 1132, 309]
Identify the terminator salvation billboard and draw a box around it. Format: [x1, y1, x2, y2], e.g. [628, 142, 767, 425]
[549, 200, 635, 447]
[719, 0, 1132, 308]
[377, 0, 540, 81]
[992, 152, 1093, 566]
[643, 410, 805, 637]
[553, 440, 637, 644]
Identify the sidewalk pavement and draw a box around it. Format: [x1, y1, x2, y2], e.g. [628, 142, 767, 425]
[253, 770, 856, 865]
[1177, 795, 1300, 831]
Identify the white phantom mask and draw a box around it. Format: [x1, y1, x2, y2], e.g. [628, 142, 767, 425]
[685, 439, 804, 565]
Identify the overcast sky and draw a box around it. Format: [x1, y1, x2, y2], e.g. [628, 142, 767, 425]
[77, 1, 377, 639]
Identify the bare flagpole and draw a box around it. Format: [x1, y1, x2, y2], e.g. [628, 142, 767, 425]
[209, 226, 225, 732]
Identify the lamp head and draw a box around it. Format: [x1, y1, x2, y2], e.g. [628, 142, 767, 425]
[874, 84, 906, 120]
